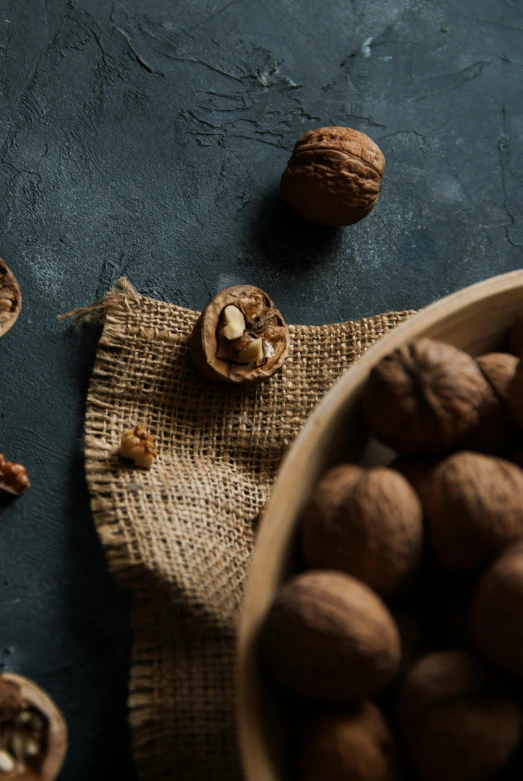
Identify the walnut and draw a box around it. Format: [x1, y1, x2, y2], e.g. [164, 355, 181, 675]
[361, 339, 493, 454]
[119, 425, 157, 468]
[0, 673, 67, 780]
[260, 570, 400, 701]
[462, 352, 519, 456]
[280, 127, 385, 226]
[396, 651, 521, 781]
[424, 451, 523, 571]
[472, 541, 523, 676]
[190, 285, 289, 383]
[300, 702, 404, 781]
[0, 453, 30, 495]
[301, 465, 423, 596]
[0, 258, 22, 338]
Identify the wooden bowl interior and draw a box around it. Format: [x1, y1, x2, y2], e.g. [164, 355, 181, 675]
[238, 271, 523, 781]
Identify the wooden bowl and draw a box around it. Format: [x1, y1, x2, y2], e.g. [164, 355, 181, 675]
[237, 270, 523, 781]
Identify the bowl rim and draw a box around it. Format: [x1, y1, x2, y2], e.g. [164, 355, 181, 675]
[237, 269, 523, 781]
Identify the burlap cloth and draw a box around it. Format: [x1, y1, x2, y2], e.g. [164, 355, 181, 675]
[74, 280, 413, 781]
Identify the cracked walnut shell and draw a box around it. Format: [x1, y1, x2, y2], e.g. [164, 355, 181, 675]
[0, 673, 67, 780]
[0, 258, 22, 338]
[190, 285, 289, 384]
[0, 454, 30, 496]
[280, 127, 385, 226]
[260, 570, 400, 701]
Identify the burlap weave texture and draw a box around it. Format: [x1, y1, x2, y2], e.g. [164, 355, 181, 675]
[82, 282, 413, 780]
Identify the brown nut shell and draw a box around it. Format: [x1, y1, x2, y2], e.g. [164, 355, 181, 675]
[0, 258, 22, 338]
[424, 451, 523, 571]
[280, 127, 385, 226]
[461, 353, 519, 456]
[362, 339, 491, 455]
[396, 651, 521, 781]
[472, 542, 523, 676]
[190, 285, 289, 383]
[301, 465, 423, 596]
[300, 702, 404, 781]
[0, 673, 67, 780]
[260, 570, 400, 701]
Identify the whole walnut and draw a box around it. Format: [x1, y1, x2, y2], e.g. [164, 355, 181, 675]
[463, 353, 519, 456]
[424, 451, 523, 571]
[361, 339, 492, 454]
[280, 127, 385, 226]
[396, 651, 521, 781]
[301, 465, 423, 596]
[260, 571, 400, 701]
[300, 702, 404, 781]
[472, 542, 523, 676]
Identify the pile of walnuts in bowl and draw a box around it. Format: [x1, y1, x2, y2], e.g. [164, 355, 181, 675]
[260, 319, 523, 781]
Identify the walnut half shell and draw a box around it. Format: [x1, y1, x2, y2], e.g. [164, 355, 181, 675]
[0, 673, 67, 780]
[0, 259, 22, 338]
[190, 285, 290, 384]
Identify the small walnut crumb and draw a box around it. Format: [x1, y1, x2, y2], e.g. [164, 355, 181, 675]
[0, 453, 30, 495]
[119, 425, 157, 469]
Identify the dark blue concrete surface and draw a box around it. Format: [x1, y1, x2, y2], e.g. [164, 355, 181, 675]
[0, 0, 522, 777]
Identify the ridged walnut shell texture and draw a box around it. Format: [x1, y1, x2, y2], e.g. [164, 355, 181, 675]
[300, 702, 404, 781]
[280, 127, 385, 226]
[396, 651, 521, 781]
[424, 451, 523, 571]
[361, 339, 492, 455]
[260, 571, 400, 702]
[301, 465, 423, 596]
[472, 542, 523, 676]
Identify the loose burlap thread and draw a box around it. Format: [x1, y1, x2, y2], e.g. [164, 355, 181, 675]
[79, 280, 413, 781]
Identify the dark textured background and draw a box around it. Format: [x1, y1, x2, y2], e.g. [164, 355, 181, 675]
[0, 0, 522, 777]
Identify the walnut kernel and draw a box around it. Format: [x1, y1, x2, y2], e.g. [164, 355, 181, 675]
[119, 425, 157, 469]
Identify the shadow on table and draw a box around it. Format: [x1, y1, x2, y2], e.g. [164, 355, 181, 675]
[251, 186, 342, 273]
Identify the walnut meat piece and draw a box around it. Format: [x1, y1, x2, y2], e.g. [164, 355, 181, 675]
[472, 542, 523, 676]
[396, 651, 521, 781]
[190, 285, 289, 384]
[0, 258, 22, 338]
[301, 465, 423, 596]
[0, 454, 30, 495]
[361, 339, 492, 454]
[119, 425, 157, 468]
[300, 702, 404, 781]
[260, 570, 400, 701]
[0, 673, 67, 780]
[280, 127, 385, 226]
[424, 451, 523, 571]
